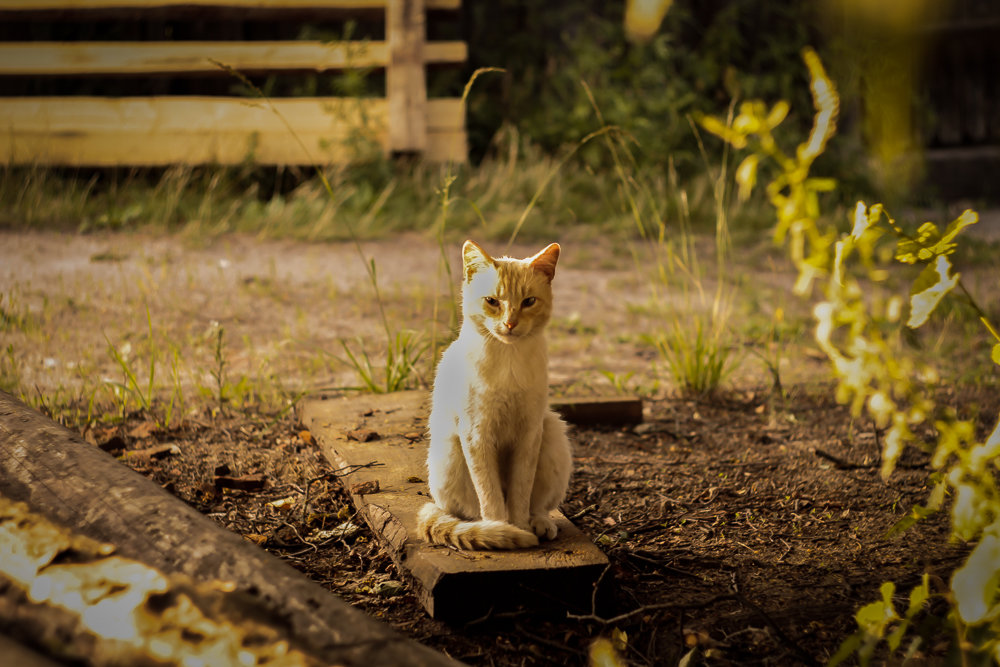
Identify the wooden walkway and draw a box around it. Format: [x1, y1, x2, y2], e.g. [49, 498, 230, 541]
[300, 391, 615, 622]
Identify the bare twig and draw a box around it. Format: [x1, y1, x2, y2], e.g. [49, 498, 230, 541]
[813, 448, 869, 470]
[567, 592, 738, 625]
[280, 521, 317, 553]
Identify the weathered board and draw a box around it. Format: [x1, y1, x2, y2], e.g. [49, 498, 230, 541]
[387, 0, 428, 153]
[0, 0, 467, 166]
[299, 391, 610, 622]
[0, 41, 467, 75]
[551, 395, 644, 426]
[0, 96, 466, 166]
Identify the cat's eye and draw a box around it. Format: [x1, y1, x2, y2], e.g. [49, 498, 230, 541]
[484, 296, 499, 307]
[522, 297, 537, 308]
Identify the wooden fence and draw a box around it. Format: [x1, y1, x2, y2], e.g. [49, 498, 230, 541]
[0, 0, 467, 166]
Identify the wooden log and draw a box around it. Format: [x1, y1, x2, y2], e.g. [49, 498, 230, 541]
[0, 96, 465, 165]
[0, 495, 329, 666]
[0, 391, 459, 667]
[0, 634, 61, 667]
[0, 41, 468, 75]
[387, 0, 428, 154]
[299, 391, 609, 622]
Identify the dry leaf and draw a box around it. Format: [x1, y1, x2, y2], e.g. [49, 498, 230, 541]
[350, 480, 380, 495]
[347, 429, 380, 442]
[127, 421, 159, 439]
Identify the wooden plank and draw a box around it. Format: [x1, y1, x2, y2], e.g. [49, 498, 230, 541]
[0, 41, 467, 75]
[0, 96, 465, 165]
[0, 0, 461, 9]
[387, 0, 427, 153]
[552, 396, 644, 426]
[299, 391, 609, 622]
[0, 390, 460, 667]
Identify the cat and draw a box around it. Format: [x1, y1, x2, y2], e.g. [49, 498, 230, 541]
[416, 240, 572, 550]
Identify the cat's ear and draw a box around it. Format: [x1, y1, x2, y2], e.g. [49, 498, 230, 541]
[529, 243, 560, 282]
[462, 240, 494, 281]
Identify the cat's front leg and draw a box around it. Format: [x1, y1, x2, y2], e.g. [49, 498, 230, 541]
[528, 411, 571, 540]
[461, 429, 507, 521]
[505, 428, 542, 532]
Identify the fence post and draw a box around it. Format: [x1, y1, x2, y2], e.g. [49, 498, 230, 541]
[387, 0, 428, 155]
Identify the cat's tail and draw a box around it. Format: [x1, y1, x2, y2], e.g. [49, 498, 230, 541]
[417, 503, 539, 550]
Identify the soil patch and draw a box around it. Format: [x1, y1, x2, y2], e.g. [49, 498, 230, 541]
[87, 384, 993, 666]
[6, 230, 998, 664]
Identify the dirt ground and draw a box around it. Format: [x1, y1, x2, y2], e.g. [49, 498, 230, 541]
[3, 230, 999, 665]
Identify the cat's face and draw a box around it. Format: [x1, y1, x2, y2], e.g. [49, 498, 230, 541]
[461, 240, 560, 344]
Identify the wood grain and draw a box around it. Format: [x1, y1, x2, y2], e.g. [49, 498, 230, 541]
[387, 0, 428, 153]
[300, 391, 609, 622]
[0, 390, 459, 667]
[0, 41, 467, 75]
[0, 96, 465, 165]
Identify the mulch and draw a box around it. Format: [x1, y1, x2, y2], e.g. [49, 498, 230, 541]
[91, 384, 995, 666]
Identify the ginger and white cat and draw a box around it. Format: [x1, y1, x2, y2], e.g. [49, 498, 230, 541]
[416, 240, 572, 550]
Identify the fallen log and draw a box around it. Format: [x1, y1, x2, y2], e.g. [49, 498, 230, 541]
[0, 390, 459, 666]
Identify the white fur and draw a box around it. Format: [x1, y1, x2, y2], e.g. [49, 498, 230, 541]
[417, 241, 572, 550]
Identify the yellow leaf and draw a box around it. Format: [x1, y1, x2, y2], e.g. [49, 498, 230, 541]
[611, 627, 628, 652]
[766, 100, 790, 128]
[735, 154, 759, 202]
[952, 534, 1000, 624]
[851, 201, 869, 238]
[589, 638, 626, 667]
[624, 0, 673, 41]
[907, 255, 958, 328]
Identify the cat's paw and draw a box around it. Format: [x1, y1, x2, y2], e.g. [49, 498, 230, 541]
[529, 514, 558, 541]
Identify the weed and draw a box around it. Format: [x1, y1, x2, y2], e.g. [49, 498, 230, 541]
[104, 338, 151, 419]
[1, 289, 34, 333]
[648, 316, 735, 397]
[1, 344, 22, 395]
[599, 370, 636, 395]
[338, 330, 427, 394]
[199, 323, 253, 412]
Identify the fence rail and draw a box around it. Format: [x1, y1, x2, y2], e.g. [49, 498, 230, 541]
[0, 0, 466, 166]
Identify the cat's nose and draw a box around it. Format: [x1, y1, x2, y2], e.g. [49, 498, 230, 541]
[504, 320, 517, 331]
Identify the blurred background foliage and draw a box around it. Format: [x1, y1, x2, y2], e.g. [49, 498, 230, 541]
[461, 0, 820, 171]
